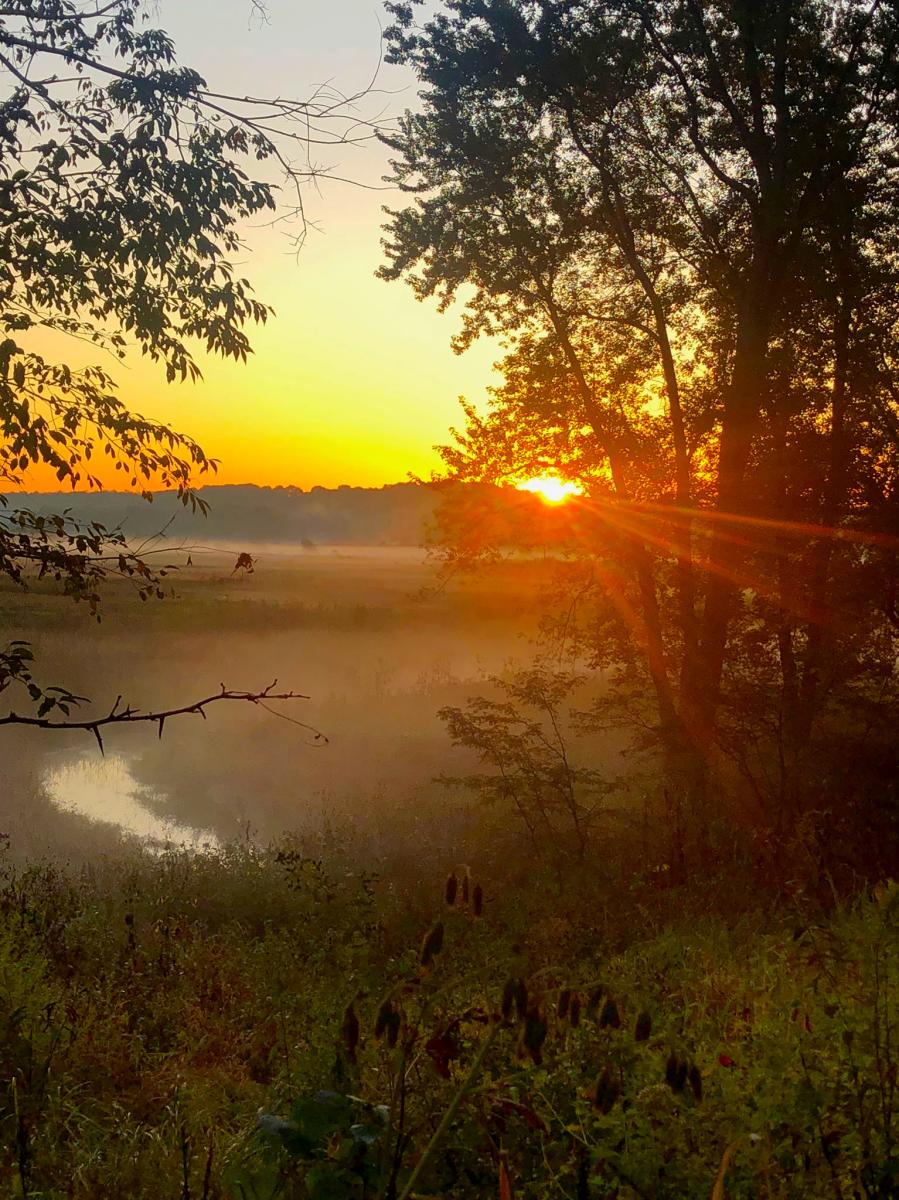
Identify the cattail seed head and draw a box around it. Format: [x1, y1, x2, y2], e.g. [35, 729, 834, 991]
[501, 978, 516, 1023]
[445, 873, 458, 907]
[513, 978, 528, 1023]
[569, 994, 582, 1028]
[688, 1063, 703, 1102]
[522, 1007, 548, 1065]
[592, 1069, 620, 1114]
[472, 883, 483, 916]
[665, 1053, 679, 1090]
[665, 1054, 687, 1092]
[586, 987, 604, 1018]
[420, 921, 445, 968]
[386, 1010, 401, 1049]
[341, 1002, 360, 1064]
[375, 1000, 393, 1041]
[558, 989, 571, 1020]
[599, 999, 621, 1030]
[634, 1011, 652, 1042]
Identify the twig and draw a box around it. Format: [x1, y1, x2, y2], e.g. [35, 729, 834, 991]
[0, 679, 321, 754]
[397, 1022, 499, 1200]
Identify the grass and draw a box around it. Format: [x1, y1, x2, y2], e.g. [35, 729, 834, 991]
[1, 833, 896, 1199]
[2, 553, 897, 1196]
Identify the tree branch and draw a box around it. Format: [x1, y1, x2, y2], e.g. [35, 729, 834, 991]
[0, 680, 325, 753]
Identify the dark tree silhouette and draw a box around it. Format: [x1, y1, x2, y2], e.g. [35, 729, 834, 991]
[381, 0, 899, 854]
[0, 0, 375, 733]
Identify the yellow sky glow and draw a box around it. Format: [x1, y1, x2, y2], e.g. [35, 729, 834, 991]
[15, 1, 501, 494]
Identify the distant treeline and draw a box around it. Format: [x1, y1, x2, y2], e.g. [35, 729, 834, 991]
[12, 483, 446, 546]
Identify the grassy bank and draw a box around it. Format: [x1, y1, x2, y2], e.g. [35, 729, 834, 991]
[1, 836, 896, 1199]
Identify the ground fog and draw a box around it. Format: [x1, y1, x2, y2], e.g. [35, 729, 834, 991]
[0, 546, 624, 862]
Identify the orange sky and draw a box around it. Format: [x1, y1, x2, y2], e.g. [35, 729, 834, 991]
[20, 0, 498, 493]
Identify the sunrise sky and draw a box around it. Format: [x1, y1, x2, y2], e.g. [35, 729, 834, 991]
[28, 0, 498, 491]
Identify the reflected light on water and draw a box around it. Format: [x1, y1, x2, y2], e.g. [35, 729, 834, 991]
[43, 754, 220, 852]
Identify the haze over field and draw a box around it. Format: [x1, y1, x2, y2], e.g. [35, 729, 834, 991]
[14, 483, 442, 546]
[1, 546, 626, 861]
[3, 2, 899, 1196]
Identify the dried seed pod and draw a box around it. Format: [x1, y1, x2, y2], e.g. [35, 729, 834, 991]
[558, 989, 572, 1020]
[522, 1007, 548, 1065]
[665, 1053, 680, 1091]
[513, 978, 528, 1023]
[501, 979, 516, 1023]
[420, 921, 445, 968]
[341, 1002, 360, 1064]
[386, 1010, 401, 1049]
[599, 999, 621, 1030]
[569, 994, 582, 1029]
[688, 1063, 703, 1102]
[445, 873, 458, 907]
[374, 999, 394, 1041]
[592, 1069, 620, 1115]
[472, 883, 484, 916]
[634, 1011, 652, 1042]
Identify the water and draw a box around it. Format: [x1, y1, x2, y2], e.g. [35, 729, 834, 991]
[43, 753, 220, 852]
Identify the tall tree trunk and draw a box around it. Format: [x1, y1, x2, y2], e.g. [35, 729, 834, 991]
[680, 255, 776, 797]
[796, 287, 852, 752]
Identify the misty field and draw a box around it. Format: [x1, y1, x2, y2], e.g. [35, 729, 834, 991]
[0, 547, 626, 858]
[1, 549, 897, 1199]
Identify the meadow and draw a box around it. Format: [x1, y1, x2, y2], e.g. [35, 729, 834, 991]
[1, 548, 897, 1198]
[1, 547, 570, 856]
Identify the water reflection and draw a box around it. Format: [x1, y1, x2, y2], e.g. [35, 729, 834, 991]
[43, 753, 220, 852]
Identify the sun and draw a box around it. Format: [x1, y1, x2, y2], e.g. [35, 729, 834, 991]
[517, 475, 584, 504]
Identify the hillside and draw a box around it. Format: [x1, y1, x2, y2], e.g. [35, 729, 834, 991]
[9, 483, 443, 546]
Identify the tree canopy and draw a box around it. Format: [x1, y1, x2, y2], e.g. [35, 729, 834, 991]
[381, 0, 899, 856]
[0, 0, 369, 724]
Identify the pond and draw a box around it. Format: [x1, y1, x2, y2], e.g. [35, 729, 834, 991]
[42, 752, 221, 852]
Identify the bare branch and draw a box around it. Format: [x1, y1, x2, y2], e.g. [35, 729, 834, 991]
[0, 680, 326, 752]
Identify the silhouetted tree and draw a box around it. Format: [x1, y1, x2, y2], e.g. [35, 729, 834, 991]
[0, 0, 371, 731]
[381, 0, 899, 850]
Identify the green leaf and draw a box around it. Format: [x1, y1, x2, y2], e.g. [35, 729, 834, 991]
[305, 1164, 359, 1200]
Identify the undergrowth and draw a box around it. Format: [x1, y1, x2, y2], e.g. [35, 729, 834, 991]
[1, 835, 896, 1198]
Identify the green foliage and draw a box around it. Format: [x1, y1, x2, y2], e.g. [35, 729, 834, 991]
[4, 834, 894, 1198]
[439, 664, 617, 862]
[379, 0, 899, 848]
[0, 0, 362, 726]
[231, 1091, 389, 1198]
